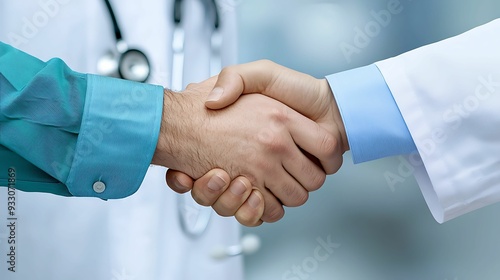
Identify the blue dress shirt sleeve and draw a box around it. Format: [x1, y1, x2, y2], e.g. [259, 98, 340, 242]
[326, 64, 417, 163]
[0, 42, 164, 199]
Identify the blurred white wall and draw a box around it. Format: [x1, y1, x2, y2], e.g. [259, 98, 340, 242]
[237, 1, 500, 279]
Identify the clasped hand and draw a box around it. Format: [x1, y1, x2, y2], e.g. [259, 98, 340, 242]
[152, 60, 348, 226]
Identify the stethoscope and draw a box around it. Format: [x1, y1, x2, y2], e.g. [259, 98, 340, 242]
[98, 0, 151, 82]
[172, 0, 221, 241]
[98, 0, 260, 259]
[98, 0, 221, 86]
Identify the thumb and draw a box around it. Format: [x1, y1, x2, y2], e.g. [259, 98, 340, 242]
[205, 60, 324, 120]
[205, 60, 277, 110]
[205, 68, 245, 109]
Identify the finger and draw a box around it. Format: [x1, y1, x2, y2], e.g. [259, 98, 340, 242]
[286, 108, 342, 174]
[274, 112, 327, 190]
[266, 171, 310, 207]
[235, 190, 265, 227]
[212, 177, 253, 217]
[205, 60, 277, 109]
[255, 126, 311, 206]
[259, 186, 285, 223]
[282, 145, 327, 192]
[166, 169, 195, 194]
[206, 60, 322, 119]
[190, 169, 231, 206]
[205, 73, 244, 109]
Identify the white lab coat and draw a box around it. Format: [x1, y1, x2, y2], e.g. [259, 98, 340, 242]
[376, 19, 500, 223]
[0, 0, 243, 279]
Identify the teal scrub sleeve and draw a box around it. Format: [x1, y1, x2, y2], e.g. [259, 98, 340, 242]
[326, 64, 417, 163]
[0, 42, 164, 199]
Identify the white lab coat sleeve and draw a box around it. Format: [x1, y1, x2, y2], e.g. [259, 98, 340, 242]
[376, 18, 500, 223]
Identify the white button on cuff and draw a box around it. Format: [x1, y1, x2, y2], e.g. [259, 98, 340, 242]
[93, 181, 106, 193]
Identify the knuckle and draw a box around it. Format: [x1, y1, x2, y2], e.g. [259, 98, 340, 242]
[299, 161, 327, 192]
[263, 204, 284, 223]
[267, 137, 286, 153]
[279, 183, 309, 207]
[270, 107, 290, 124]
[319, 133, 339, 160]
[316, 172, 327, 189]
[307, 172, 326, 192]
[331, 157, 344, 174]
[258, 59, 275, 68]
[219, 66, 229, 75]
[258, 130, 287, 153]
[289, 188, 309, 207]
[219, 65, 243, 82]
[255, 159, 274, 173]
[219, 65, 236, 76]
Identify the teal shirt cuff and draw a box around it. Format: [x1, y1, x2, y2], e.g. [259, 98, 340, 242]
[66, 75, 164, 199]
[326, 64, 417, 163]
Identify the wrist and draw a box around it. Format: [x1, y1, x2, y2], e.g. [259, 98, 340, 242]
[319, 79, 349, 152]
[151, 87, 213, 178]
[152, 88, 178, 168]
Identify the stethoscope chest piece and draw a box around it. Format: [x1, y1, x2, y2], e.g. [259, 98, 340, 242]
[119, 48, 150, 82]
[98, 42, 151, 83]
[100, 0, 151, 83]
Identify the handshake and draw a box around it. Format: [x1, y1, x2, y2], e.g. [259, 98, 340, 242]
[151, 60, 349, 227]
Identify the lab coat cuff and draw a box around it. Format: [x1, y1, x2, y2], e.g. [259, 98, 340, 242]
[326, 64, 417, 164]
[65, 75, 164, 199]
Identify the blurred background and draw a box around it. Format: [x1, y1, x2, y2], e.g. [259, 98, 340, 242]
[235, 0, 500, 279]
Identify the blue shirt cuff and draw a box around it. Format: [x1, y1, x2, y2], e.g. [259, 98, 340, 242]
[326, 64, 417, 164]
[65, 75, 164, 199]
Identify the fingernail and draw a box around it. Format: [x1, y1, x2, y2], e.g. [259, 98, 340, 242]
[248, 192, 261, 209]
[207, 87, 224, 102]
[230, 180, 247, 196]
[207, 174, 227, 191]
